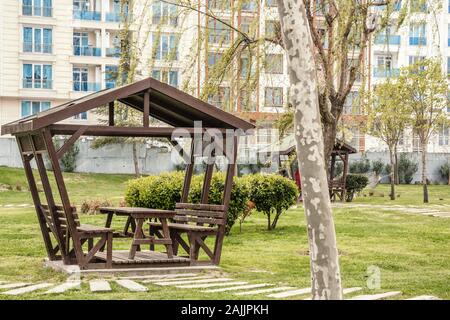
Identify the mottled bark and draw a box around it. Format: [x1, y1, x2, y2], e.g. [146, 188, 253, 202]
[276, 0, 343, 300]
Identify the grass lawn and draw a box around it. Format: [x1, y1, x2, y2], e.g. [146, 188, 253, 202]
[0, 166, 449, 300]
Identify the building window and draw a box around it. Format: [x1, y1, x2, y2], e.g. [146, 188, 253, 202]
[409, 23, 426, 46]
[152, 69, 179, 88]
[23, 27, 52, 54]
[239, 90, 257, 112]
[73, 0, 101, 20]
[207, 52, 223, 68]
[21, 100, 50, 118]
[152, 1, 178, 26]
[22, 0, 52, 17]
[439, 125, 449, 146]
[343, 91, 360, 115]
[409, 56, 425, 65]
[241, 0, 257, 11]
[208, 87, 230, 109]
[23, 63, 52, 89]
[105, 65, 118, 89]
[410, 0, 427, 13]
[266, 0, 277, 7]
[264, 87, 283, 108]
[265, 54, 283, 74]
[207, 19, 231, 44]
[74, 112, 87, 120]
[265, 20, 277, 37]
[73, 32, 101, 56]
[152, 34, 179, 60]
[73, 67, 99, 92]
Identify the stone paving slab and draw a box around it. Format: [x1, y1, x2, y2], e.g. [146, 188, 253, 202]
[115, 280, 148, 292]
[122, 273, 198, 280]
[235, 286, 295, 296]
[155, 278, 233, 286]
[176, 281, 248, 289]
[45, 281, 81, 294]
[2, 283, 53, 295]
[89, 280, 112, 292]
[203, 284, 271, 293]
[267, 287, 310, 298]
[350, 291, 402, 300]
[142, 275, 213, 283]
[0, 282, 32, 290]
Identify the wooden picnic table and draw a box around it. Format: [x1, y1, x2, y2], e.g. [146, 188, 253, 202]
[99, 207, 176, 260]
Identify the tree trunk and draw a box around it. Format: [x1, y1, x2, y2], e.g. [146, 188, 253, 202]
[421, 142, 428, 203]
[388, 146, 395, 200]
[277, 0, 343, 300]
[271, 210, 282, 230]
[323, 119, 338, 175]
[394, 146, 399, 185]
[132, 141, 140, 177]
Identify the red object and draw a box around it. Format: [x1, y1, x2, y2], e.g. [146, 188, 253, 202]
[294, 170, 301, 189]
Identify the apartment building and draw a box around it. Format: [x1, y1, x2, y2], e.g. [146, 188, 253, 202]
[366, 0, 450, 153]
[0, 0, 447, 157]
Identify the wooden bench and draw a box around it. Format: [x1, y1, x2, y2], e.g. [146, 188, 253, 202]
[148, 203, 226, 265]
[40, 204, 113, 268]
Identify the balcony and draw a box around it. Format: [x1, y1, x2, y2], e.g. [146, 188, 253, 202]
[73, 46, 101, 57]
[23, 42, 53, 54]
[22, 5, 52, 17]
[105, 81, 116, 89]
[409, 37, 426, 46]
[106, 12, 130, 22]
[73, 82, 101, 92]
[105, 47, 121, 57]
[22, 79, 53, 89]
[73, 10, 101, 21]
[373, 67, 400, 78]
[374, 35, 401, 45]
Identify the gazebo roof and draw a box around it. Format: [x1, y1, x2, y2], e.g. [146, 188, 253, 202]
[258, 133, 357, 156]
[1, 77, 255, 136]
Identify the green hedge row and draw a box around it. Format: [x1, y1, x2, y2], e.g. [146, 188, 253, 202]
[125, 172, 299, 234]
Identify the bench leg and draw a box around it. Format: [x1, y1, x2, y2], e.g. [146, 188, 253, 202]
[106, 233, 113, 268]
[160, 218, 173, 258]
[188, 232, 197, 266]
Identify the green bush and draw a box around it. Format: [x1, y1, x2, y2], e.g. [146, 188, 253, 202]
[398, 154, 418, 184]
[371, 159, 385, 176]
[349, 157, 371, 174]
[439, 163, 449, 182]
[346, 174, 369, 202]
[245, 174, 299, 230]
[125, 171, 248, 235]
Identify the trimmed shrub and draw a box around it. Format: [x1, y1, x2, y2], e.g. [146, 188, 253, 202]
[371, 159, 385, 176]
[398, 154, 418, 184]
[346, 174, 369, 202]
[439, 163, 449, 182]
[245, 174, 299, 230]
[125, 171, 248, 235]
[349, 157, 371, 174]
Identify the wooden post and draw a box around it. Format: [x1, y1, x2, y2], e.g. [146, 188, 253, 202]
[108, 101, 114, 126]
[42, 129, 85, 266]
[16, 136, 56, 261]
[143, 90, 150, 127]
[181, 139, 196, 202]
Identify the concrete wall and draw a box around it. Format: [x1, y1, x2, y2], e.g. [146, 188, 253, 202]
[350, 152, 450, 184]
[0, 137, 181, 175]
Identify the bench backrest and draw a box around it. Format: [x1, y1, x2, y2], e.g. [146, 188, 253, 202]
[174, 203, 226, 227]
[40, 204, 80, 234]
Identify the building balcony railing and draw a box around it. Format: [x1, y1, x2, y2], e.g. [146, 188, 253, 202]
[105, 47, 121, 57]
[373, 67, 400, 78]
[73, 10, 101, 21]
[105, 81, 116, 89]
[106, 12, 130, 22]
[23, 42, 52, 54]
[73, 46, 102, 57]
[73, 82, 101, 92]
[374, 35, 401, 45]
[22, 5, 52, 17]
[22, 79, 53, 89]
[409, 37, 427, 46]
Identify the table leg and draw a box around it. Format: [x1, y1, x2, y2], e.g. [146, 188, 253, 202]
[105, 213, 113, 228]
[129, 218, 144, 260]
[123, 216, 133, 236]
[160, 218, 173, 258]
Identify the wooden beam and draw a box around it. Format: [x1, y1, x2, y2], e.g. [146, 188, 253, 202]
[108, 102, 114, 126]
[181, 140, 196, 202]
[143, 90, 150, 127]
[56, 126, 87, 160]
[48, 124, 227, 138]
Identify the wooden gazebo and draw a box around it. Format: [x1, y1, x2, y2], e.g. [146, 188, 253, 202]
[258, 134, 357, 202]
[1, 77, 254, 269]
